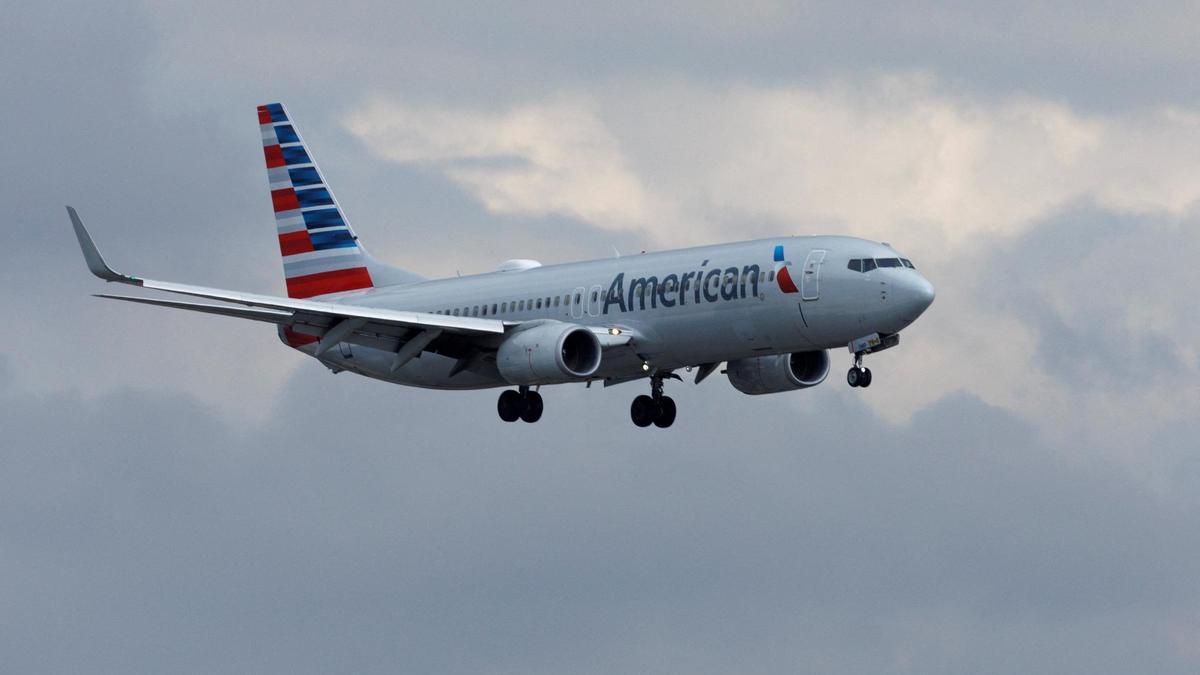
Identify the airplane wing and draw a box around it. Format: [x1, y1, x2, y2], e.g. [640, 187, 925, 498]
[68, 207, 507, 362]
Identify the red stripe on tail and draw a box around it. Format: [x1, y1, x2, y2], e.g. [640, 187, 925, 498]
[286, 267, 373, 298]
[271, 188, 300, 213]
[278, 231, 314, 256]
[264, 145, 285, 168]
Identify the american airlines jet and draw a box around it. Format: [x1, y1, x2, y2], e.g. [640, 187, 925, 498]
[69, 102, 935, 428]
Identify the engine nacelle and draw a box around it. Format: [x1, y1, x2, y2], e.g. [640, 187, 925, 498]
[726, 350, 831, 395]
[497, 322, 602, 385]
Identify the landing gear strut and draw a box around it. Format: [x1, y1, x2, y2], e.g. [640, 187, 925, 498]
[498, 386, 544, 423]
[630, 373, 677, 428]
[847, 352, 872, 388]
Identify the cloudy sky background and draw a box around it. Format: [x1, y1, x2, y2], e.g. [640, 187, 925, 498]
[3, 2, 1199, 672]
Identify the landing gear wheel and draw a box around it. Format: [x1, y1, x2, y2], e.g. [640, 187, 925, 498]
[653, 396, 677, 428]
[847, 367, 862, 387]
[631, 394, 656, 427]
[520, 391, 544, 423]
[497, 390, 523, 422]
[859, 368, 872, 388]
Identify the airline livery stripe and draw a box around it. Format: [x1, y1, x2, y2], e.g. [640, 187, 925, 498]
[281, 146, 310, 166]
[309, 229, 356, 250]
[274, 125, 300, 144]
[278, 230, 314, 256]
[283, 252, 364, 278]
[285, 267, 373, 298]
[288, 167, 322, 187]
[257, 107, 273, 125]
[271, 188, 301, 213]
[301, 208, 344, 229]
[294, 187, 334, 208]
[264, 145, 285, 168]
[264, 103, 287, 123]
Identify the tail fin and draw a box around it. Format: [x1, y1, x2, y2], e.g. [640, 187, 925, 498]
[257, 102, 422, 298]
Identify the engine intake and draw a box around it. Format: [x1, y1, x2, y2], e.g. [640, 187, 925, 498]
[726, 350, 830, 395]
[497, 322, 602, 385]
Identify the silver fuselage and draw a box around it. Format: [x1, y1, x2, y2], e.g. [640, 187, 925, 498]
[306, 235, 935, 388]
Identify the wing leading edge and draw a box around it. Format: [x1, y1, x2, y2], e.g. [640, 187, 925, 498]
[68, 207, 507, 359]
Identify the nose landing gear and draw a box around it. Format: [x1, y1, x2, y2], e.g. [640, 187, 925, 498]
[630, 372, 677, 428]
[847, 353, 872, 388]
[497, 386, 544, 423]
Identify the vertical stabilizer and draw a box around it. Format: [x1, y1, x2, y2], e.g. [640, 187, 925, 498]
[257, 102, 421, 298]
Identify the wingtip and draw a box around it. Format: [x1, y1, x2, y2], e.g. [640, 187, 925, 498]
[67, 207, 133, 283]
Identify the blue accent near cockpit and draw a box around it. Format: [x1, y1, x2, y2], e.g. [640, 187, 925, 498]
[773, 245, 785, 262]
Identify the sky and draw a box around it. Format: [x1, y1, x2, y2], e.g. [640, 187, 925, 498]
[2, 2, 1199, 672]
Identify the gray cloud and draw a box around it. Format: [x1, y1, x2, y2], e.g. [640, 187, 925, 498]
[3, 370, 1198, 673]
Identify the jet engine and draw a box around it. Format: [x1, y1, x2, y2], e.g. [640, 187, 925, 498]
[497, 321, 602, 385]
[726, 350, 830, 395]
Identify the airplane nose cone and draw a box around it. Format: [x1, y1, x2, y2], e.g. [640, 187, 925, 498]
[916, 277, 935, 312]
[900, 276, 935, 322]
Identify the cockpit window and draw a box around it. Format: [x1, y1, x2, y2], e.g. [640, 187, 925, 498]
[847, 259, 862, 272]
[901, 258, 915, 269]
[876, 258, 902, 268]
[861, 258, 877, 271]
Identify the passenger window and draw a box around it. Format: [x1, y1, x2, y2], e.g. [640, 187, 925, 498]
[519, 300, 525, 311]
[453, 308, 460, 316]
[847, 259, 862, 272]
[877, 258, 902, 268]
[501, 302, 507, 312]
[481, 305, 487, 316]
[901, 258, 915, 269]
[492, 303, 498, 314]
[592, 291, 598, 303]
[768, 270, 775, 282]
[862, 258, 877, 271]
[574, 293, 581, 305]
[554, 296, 560, 307]
[535, 299, 542, 309]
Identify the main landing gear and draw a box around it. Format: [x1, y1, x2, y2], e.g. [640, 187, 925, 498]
[630, 373, 677, 428]
[498, 386, 543, 423]
[846, 352, 872, 388]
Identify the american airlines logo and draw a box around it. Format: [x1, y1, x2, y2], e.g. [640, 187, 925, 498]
[773, 244, 799, 294]
[599, 247, 793, 314]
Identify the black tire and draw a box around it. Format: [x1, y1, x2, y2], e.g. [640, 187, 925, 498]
[859, 368, 872, 388]
[520, 391, 544, 423]
[847, 367, 860, 387]
[653, 396, 677, 428]
[630, 395, 656, 427]
[498, 390, 524, 422]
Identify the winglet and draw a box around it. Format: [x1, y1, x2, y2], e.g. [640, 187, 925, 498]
[67, 206, 136, 283]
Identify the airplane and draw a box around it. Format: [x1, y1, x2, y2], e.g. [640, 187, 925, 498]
[68, 102, 935, 428]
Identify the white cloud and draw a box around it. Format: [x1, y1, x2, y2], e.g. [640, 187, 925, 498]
[347, 76, 1200, 259]
[345, 96, 653, 229]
